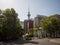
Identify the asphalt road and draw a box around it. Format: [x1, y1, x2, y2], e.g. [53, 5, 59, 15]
[0, 39, 60, 45]
[23, 39, 60, 45]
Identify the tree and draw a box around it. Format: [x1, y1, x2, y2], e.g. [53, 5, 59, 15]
[2, 8, 18, 40]
[28, 27, 38, 37]
[0, 8, 23, 41]
[16, 19, 24, 39]
[40, 15, 60, 38]
[0, 9, 2, 14]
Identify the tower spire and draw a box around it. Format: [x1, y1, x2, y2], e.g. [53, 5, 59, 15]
[27, 7, 31, 20]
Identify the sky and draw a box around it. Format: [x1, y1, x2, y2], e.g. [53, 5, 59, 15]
[0, 0, 60, 21]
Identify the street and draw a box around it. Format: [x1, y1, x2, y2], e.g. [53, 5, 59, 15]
[23, 39, 60, 45]
[0, 39, 60, 45]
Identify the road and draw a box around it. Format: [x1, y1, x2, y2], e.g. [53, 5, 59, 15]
[23, 39, 60, 45]
[0, 39, 60, 45]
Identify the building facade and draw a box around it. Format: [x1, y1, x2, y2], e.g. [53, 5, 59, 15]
[24, 20, 33, 34]
[34, 15, 46, 27]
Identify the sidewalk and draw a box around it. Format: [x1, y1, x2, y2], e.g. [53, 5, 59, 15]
[50, 38, 60, 44]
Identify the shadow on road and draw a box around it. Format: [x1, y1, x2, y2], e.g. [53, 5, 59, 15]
[0, 39, 39, 45]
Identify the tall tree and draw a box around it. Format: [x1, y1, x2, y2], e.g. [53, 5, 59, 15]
[0, 8, 23, 40]
[40, 15, 60, 38]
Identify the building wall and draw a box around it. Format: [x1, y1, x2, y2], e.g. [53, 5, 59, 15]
[24, 20, 28, 34]
[24, 19, 33, 34]
[34, 15, 46, 27]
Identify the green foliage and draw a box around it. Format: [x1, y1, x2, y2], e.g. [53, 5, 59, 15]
[0, 8, 24, 41]
[40, 15, 60, 37]
[40, 17, 49, 32]
[28, 28, 33, 37]
[0, 9, 2, 14]
[28, 27, 38, 37]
